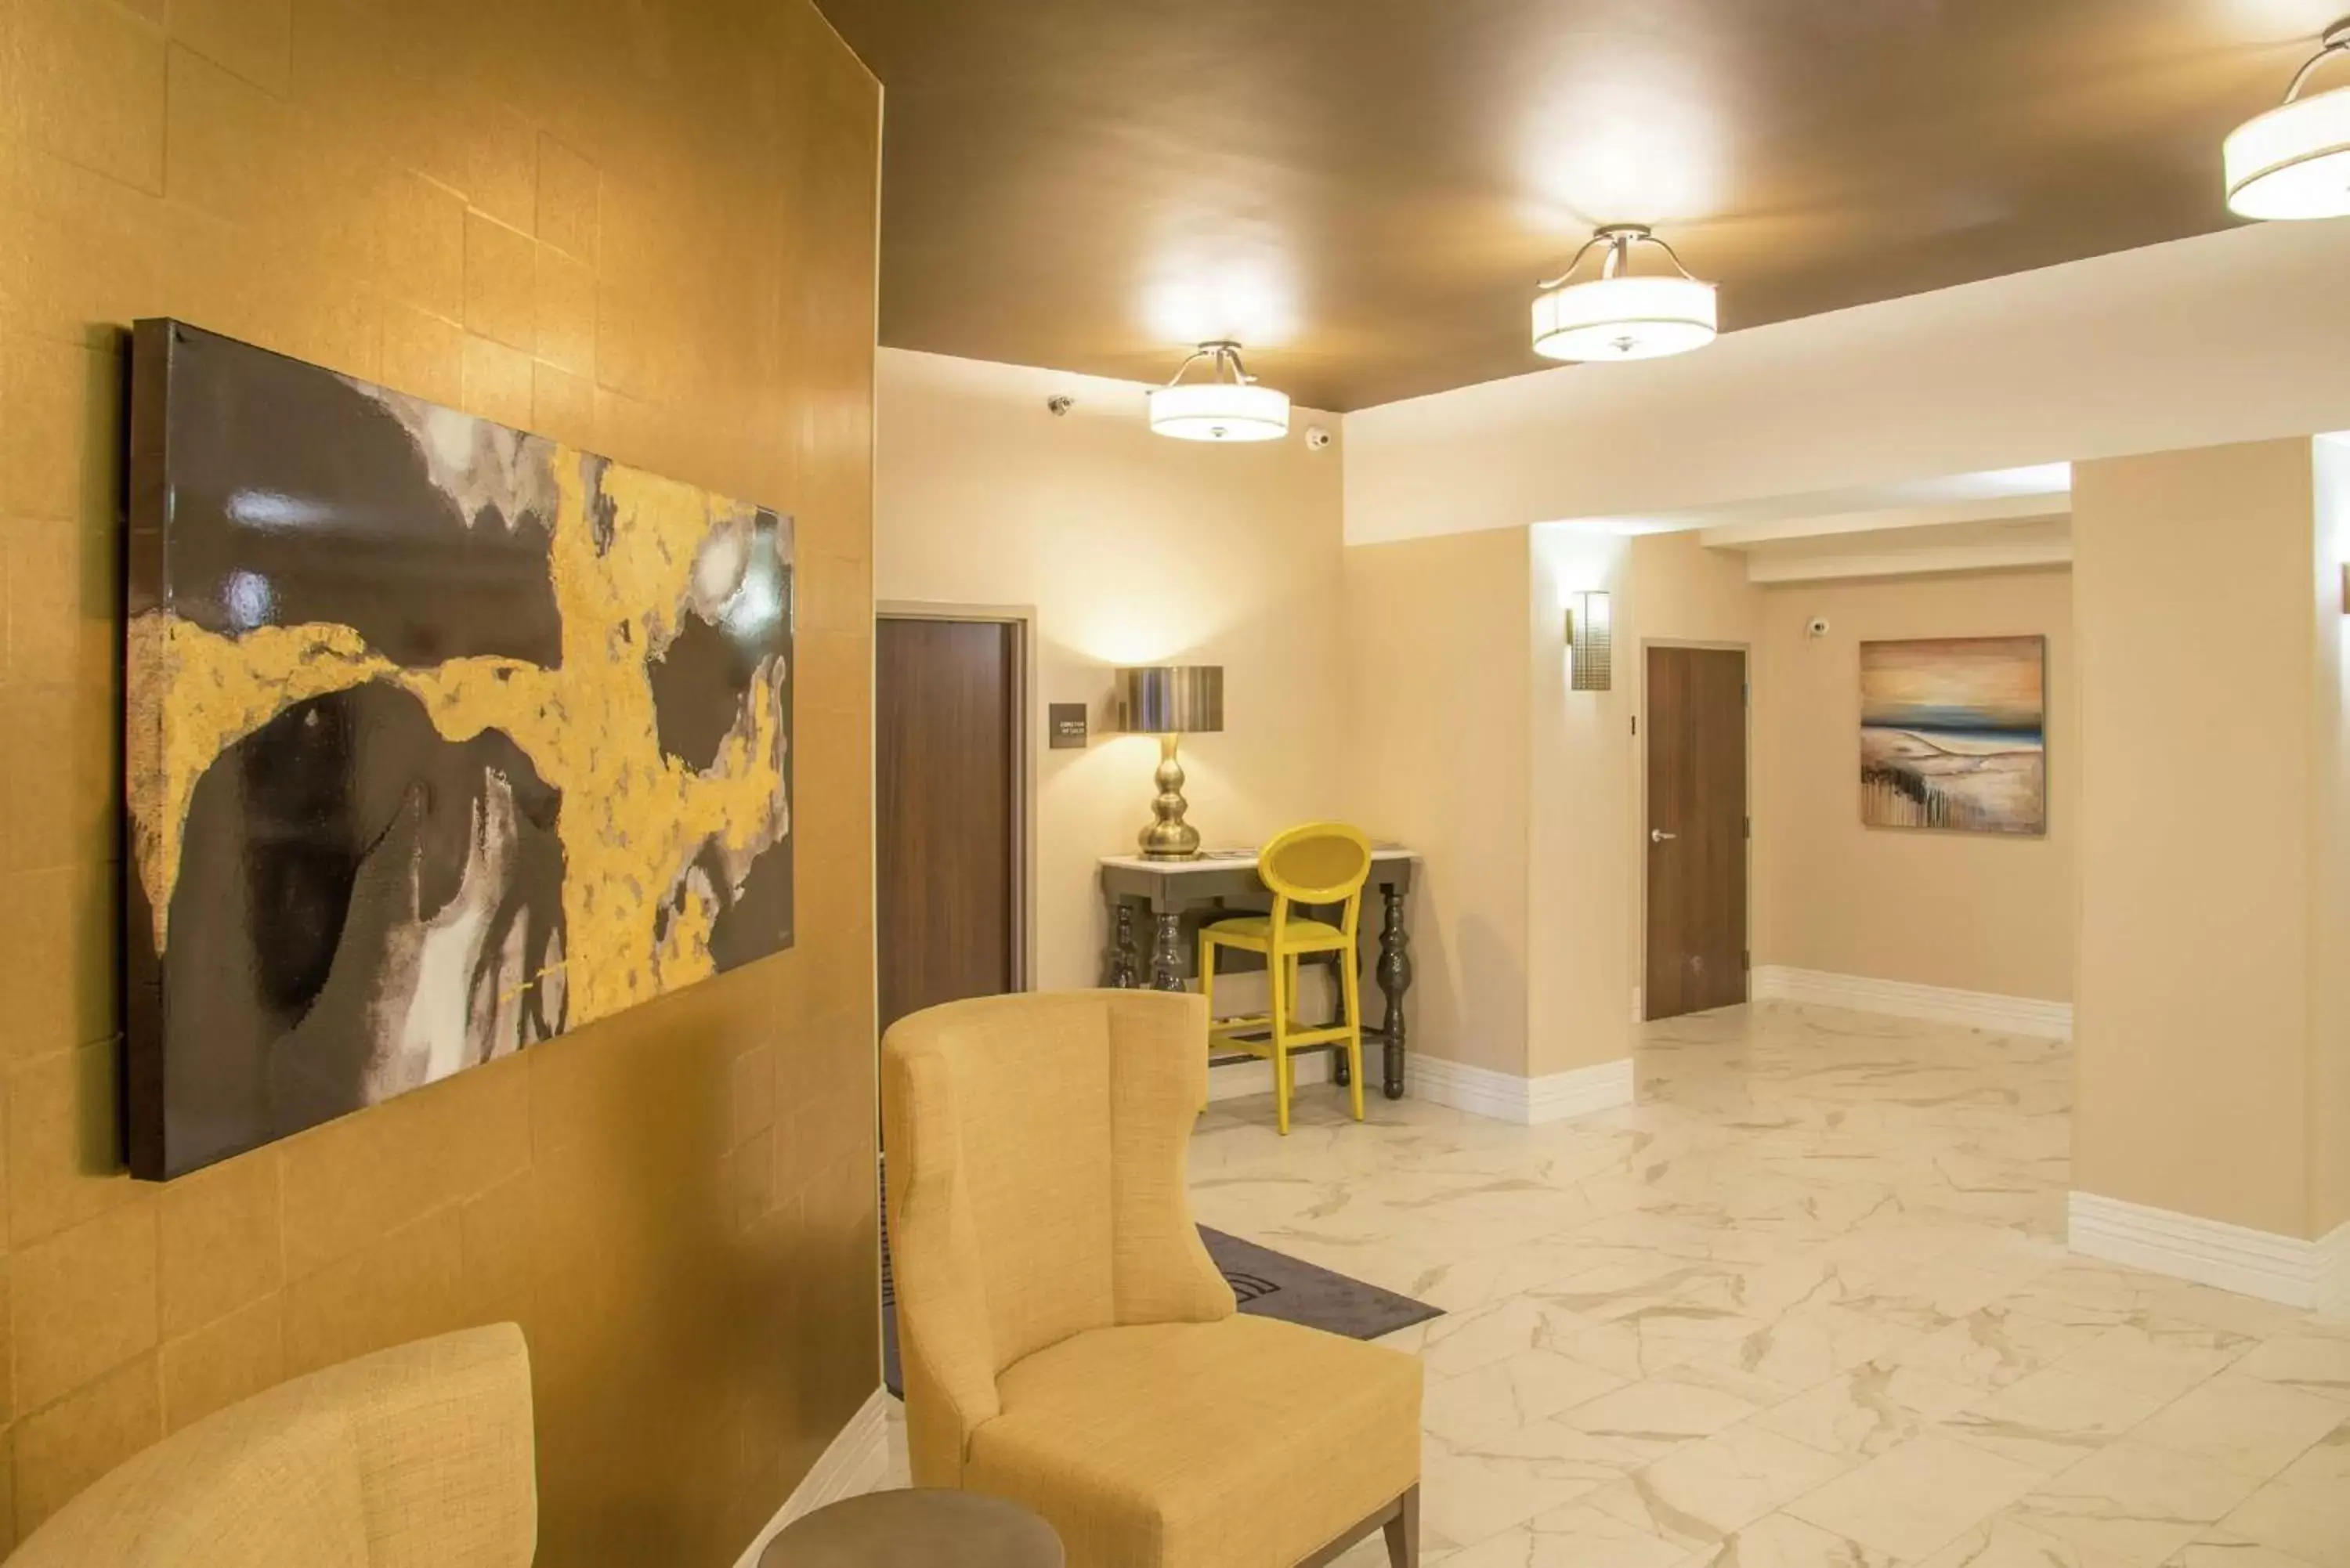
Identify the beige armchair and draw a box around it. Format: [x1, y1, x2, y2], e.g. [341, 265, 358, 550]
[9, 1323, 535, 1568]
[883, 990, 1422, 1568]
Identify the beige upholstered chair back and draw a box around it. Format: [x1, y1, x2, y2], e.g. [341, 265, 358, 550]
[9, 1323, 535, 1568]
[882, 990, 1235, 1483]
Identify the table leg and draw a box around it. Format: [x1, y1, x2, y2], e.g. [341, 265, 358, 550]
[1148, 910, 1186, 992]
[1374, 883, 1412, 1099]
[1108, 900, 1140, 988]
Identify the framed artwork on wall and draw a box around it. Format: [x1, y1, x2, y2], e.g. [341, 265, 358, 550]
[124, 320, 796, 1180]
[1859, 634, 2046, 836]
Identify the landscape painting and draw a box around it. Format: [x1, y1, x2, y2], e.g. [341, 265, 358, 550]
[1859, 635, 2045, 835]
[125, 320, 794, 1179]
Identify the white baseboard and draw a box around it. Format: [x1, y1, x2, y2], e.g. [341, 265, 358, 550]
[2323, 1223, 2350, 1318]
[1752, 966, 2072, 1040]
[1208, 1050, 1334, 1103]
[733, 1388, 892, 1568]
[2067, 1191, 2348, 1310]
[1406, 1054, 1633, 1125]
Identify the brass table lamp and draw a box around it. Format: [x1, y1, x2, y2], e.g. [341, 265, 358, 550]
[1116, 665, 1224, 859]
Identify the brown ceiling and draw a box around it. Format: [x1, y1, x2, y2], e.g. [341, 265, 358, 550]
[813, 0, 2342, 411]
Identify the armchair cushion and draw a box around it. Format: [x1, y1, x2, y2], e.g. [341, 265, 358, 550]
[967, 1316, 1422, 1568]
[1201, 913, 1350, 948]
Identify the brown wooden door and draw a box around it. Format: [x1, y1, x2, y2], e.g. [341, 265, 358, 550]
[1644, 645, 1748, 1021]
[877, 617, 1018, 1034]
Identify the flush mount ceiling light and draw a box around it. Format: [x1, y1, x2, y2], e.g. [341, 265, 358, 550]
[1532, 224, 1717, 363]
[2225, 16, 2350, 220]
[1146, 341, 1290, 443]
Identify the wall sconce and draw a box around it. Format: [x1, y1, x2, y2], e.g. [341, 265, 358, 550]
[1565, 591, 1613, 692]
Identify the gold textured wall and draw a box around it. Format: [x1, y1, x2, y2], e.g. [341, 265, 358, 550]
[0, 0, 880, 1559]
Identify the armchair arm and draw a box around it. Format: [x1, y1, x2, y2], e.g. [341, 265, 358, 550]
[881, 1046, 1002, 1486]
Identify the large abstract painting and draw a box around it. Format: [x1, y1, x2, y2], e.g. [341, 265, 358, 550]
[1859, 635, 2045, 836]
[124, 320, 794, 1179]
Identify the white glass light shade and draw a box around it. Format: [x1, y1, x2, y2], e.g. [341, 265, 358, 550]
[2225, 83, 2350, 219]
[1531, 273, 1718, 362]
[1145, 381, 1291, 442]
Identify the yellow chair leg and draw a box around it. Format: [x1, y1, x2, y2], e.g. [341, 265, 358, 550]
[1269, 949, 1292, 1135]
[1198, 932, 1216, 1023]
[1341, 949, 1366, 1122]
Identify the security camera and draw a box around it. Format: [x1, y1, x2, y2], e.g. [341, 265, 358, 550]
[1305, 426, 1332, 450]
[1806, 617, 1831, 638]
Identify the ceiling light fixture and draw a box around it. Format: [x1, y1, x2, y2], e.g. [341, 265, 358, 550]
[1142, 341, 1288, 442]
[1146, 341, 1290, 443]
[1532, 224, 1717, 363]
[2225, 16, 2350, 221]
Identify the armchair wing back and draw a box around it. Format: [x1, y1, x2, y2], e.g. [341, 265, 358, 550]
[8, 1322, 535, 1568]
[881, 989, 1235, 1484]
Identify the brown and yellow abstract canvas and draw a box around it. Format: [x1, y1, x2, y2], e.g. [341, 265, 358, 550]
[124, 321, 794, 1179]
[1859, 635, 2045, 836]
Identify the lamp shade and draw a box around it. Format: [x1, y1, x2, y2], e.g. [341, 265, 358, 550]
[1145, 381, 1290, 443]
[1532, 273, 1718, 362]
[2225, 83, 2350, 219]
[1117, 665, 1224, 734]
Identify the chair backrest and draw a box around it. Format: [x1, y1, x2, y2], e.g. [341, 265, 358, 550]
[881, 991, 1234, 1483]
[1259, 821, 1374, 933]
[8, 1323, 536, 1568]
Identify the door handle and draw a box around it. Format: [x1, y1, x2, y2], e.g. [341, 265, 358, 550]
[1650, 829, 1676, 844]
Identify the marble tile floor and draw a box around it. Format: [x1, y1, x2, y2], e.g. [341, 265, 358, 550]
[873, 1003, 2350, 1568]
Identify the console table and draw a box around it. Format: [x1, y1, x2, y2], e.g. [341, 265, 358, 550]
[1097, 848, 1416, 1100]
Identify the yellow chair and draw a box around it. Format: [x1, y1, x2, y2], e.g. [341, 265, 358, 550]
[1198, 822, 1372, 1134]
[882, 990, 1422, 1567]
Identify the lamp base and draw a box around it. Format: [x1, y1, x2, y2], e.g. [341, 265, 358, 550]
[1137, 733, 1202, 859]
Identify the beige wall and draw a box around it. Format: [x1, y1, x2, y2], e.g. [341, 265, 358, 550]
[1526, 528, 1631, 1076]
[1342, 529, 1531, 1074]
[1753, 569, 2077, 1002]
[1343, 526, 1764, 1082]
[1345, 219, 2350, 545]
[873, 349, 1346, 992]
[2073, 440, 2326, 1238]
[0, 2, 880, 1556]
[1520, 529, 1764, 1073]
[2312, 436, 2350, 1237]
[1336, 211, 2350, 1246]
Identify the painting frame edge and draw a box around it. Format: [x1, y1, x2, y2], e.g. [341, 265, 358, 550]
[1856, 630, 2049, 839]
[120, 318, 800, 1182]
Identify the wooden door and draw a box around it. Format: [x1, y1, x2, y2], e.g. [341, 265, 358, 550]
[1644, 645, 1748, 1021]
[876, 617, 1018, 1034]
